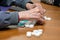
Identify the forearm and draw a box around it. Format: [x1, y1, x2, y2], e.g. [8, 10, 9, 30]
[0, 11, 18, 28]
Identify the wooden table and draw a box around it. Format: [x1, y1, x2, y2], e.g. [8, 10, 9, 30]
[0, 2, 60, 40]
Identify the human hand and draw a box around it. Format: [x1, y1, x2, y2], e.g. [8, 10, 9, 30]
[18, 7, 45, 24]
[26, 3, 46, 15]
[18, 7, 40, 19]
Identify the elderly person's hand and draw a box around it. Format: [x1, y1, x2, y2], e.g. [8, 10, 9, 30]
[18, 7, 45, 24]
[26, 3, 46, 15]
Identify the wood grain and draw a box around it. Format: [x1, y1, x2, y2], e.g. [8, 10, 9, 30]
[0, 0, 60, 40]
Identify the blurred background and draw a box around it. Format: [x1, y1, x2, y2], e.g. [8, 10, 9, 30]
[32, 0, 60, 6]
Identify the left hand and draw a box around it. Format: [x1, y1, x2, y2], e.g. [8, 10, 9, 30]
[26, 3, 46, 25]
[26, 3, 46, 15]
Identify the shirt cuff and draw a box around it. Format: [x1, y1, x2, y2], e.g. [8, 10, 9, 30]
[10, 12, 18, 25]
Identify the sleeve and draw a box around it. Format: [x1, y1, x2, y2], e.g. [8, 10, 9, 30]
[0, 0, 33, 8]
[0, 11, 18, 28]
[15, 0, 33, 9]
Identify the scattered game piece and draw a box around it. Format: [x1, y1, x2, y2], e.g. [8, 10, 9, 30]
[26, 29, 43, 37]
[25, 24, 30, 28]
[25, 20, 37, 28]
[38, 29, 43, 32]
[46, 17, 51, 20]
[44, 16, 52, 20]
[25, 24, 34, 28]
[29, 24, 34, 28]
[32, 29, 43, 37]
[32, 30, 38, 35]
[44, 16, 47, 19]
[33, 30, 39, 33]
[26, 31, 32, 37]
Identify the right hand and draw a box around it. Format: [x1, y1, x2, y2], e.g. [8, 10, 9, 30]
[18, 7, 45, 24]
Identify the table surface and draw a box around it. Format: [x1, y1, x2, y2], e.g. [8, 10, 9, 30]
[0, 2, 60, 40]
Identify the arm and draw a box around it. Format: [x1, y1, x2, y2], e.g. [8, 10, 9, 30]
[0, 0, 33, 9]
[0, 11, 18, 28]
[15, 0, 33, 9]
[0, 7, 45, 28]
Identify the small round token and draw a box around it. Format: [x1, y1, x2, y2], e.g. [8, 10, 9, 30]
[32, 30, 43, 37]
[26, 32, 32, 37]
[29, 24, 34, 28]
[47, 17, 51, 20]
[38, 29, 43, 32]
[25, 24, 30, 27]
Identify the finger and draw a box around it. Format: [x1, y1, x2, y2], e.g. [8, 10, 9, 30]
[29, 4, 36, 9]
[34, 5, 45, 15]
[30, 7, 40, 13]
[34, 3, 42, 8]
[33, 13, 44, 19]
[43, 9, 46, 14]
[35, 13, 44, 19]
[39, 8, 44, 15]
[37, 18, 45, 25]
[34, 3, 46, 14]
[32, 13, 41, 16]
